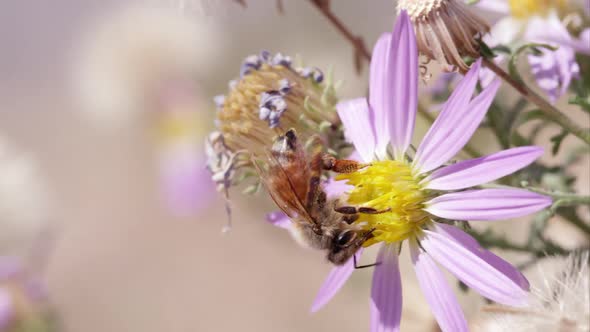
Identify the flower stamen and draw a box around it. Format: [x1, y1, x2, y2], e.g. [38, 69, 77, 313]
[337, 160, 432, 246]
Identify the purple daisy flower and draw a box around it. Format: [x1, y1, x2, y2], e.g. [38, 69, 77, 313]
[271, 12, 551, 332]
[475, 0, 589, 102]
[156, 81, 215, 217]
[0, 289, 13, 330]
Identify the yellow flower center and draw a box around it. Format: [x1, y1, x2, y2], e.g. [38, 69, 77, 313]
[508, 0, 566, 19]
[337, 160, 432, 246]
[157, 112, 204, 142]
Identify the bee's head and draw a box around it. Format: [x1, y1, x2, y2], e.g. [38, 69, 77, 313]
[327, 229, 366, 265]
[272, 129, 298, 153]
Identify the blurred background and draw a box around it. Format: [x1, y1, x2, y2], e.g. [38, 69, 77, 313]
[0, 1, 587, 331]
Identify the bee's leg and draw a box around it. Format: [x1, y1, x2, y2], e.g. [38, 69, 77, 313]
[353, 255, 381, 269]
[305, 175, 322, 211]
[342, 214, 359, 224]
[353, 228, 381, 269]
[334, 206, 357, 214]
[335, 206, 391, 215]
[321, 154, 369, 174]
[358, 207, 391, 214]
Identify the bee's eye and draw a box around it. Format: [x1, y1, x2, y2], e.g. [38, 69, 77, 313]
[336, 230, 356, 247]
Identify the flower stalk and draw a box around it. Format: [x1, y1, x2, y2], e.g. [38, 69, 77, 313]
[306, 0, 371, 71]
[484, 183, 590, 237]
[524, 186, 590, 205]
[482, 58, 590, 145]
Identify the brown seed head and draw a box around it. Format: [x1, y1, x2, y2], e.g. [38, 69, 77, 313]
[207, 52, 346, 193]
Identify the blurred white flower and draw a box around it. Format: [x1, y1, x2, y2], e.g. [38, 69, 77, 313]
[72, 4, 222, 216]
[0, 140, 50, 256]
[72, 4, 223, 127]
[154, 0, 228, 16]
[473, 251, 589, 332]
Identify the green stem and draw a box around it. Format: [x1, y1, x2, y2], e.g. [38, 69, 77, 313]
[485, 183, 590, 205]
[483, 58, 590, 145]
[487, 103, 511, 149]
[527, 188, 590, 236]
[483, 184, 590, 237]
[556, 208, 590, 237]
[525, 186, 590, 206]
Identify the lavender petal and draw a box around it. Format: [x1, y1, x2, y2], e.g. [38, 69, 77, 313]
[425, 188, 552, 221]
[423, 146, 544, 190]
[336, 98, 376, 163]
[420, 229, 529, 306]
[370, 244, 402, 332]
[410, 240, 468, 332]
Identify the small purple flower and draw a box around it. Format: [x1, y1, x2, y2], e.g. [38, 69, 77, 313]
[524, 13, 581, 103]
[476, 2, 586, 102]
[213, 95, 226, 110]
[298, 67, 324, 83]
[160, 146, 213, 217]
[271, 12, 550, 332]
[240, 54, 263, 77]
[271, 52, 292, 67]
[0, 289, 14, 330]
[258, 90, 288, 128]
[157, 81, 215, 217]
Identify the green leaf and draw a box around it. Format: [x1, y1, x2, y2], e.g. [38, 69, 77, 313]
[516, 109, 546, 123]
[491, 44, 512, 55]
[550, 130, 568, 155]
[477, 39, 495, 58]
[569, 95, 590, 114]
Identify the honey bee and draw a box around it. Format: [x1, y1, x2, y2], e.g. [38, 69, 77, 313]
[254, 129, 388, 266]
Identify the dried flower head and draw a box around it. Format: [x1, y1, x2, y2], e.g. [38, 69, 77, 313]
[398, 0, 490, 72]
[208, 51, 346, 194]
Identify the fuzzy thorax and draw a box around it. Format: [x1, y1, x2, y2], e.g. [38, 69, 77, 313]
[337, 160, 431, 246]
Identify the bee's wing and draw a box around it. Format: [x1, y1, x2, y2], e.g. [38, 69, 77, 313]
[253, 153, 319, 228]
[303, 135, 326, 210]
